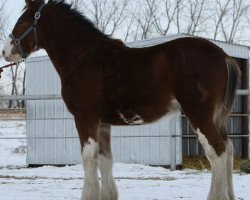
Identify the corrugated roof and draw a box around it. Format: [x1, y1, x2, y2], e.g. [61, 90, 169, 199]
[127, 34, 250, 60]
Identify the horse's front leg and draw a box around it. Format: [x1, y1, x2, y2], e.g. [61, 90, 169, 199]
[98, 124, 118, 200]
[75, 117, 101, 200]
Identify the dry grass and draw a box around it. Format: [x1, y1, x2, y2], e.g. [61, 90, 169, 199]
[183, 156, 247, 170]
[0, 113, 26, 119]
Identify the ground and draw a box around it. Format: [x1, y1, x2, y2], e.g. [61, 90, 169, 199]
[0, 120, 250, 200]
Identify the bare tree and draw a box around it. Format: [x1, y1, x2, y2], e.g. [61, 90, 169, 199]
[8, 65, 19, 108]
[152, 0, 183, 36]
[220, 0, 250, 43]
[73, 0, 81, 7]
[74, 0, 129, 37]
[184, 0, 210, 35]
[212, 0, 231, 40]
[123, 9, 138, 42]
[0, 1, 22, 108]
[70, 0, 250, 44]
[0, 0, 8, 104]
[0, 1, 7, 44]
[174, 0, 183, 33]
[135, 0, 158, 40]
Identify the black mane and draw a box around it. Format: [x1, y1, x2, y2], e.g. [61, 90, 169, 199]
[47, 0, 105, 35]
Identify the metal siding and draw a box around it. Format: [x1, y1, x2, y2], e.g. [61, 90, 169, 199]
[111, 115, 181, 166]
[26, 57, 181, 166]
[26, 58, 81, 165]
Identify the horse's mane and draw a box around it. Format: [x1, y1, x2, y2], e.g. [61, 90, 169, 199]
[47, 0, 105, 36]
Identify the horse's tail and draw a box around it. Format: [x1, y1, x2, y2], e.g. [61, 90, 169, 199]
[217, 57, 241, 131]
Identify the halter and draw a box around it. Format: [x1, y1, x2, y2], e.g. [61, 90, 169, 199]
[9, 3, 46, 59]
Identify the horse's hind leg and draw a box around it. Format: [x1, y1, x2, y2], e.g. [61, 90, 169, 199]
[195, 123, 230, 200]
[98, 124, 118, 200]
[226, 139, 235, 200]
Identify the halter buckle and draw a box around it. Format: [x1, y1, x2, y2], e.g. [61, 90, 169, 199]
[15, 39, 20, 45]
[35, 12, 41, 20]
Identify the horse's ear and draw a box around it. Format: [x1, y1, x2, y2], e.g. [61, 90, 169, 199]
[25, 0, 32, 8]
[25, 0, 45, 8]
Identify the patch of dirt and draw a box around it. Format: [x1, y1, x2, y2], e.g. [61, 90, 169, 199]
[12, 145, 27, 154]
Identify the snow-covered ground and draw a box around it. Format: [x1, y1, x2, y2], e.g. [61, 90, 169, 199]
[0, 120, 27, 167]
[0, 120, 250, 200]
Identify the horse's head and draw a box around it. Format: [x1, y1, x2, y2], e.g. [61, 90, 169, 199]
[2, 0, 45, 63]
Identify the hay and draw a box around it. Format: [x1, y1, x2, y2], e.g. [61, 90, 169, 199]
[240, 160, 250, 173]
[183, 156, 247, 170]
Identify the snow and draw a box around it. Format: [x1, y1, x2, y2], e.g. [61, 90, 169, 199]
[0, 120, 250, 200]
[0, 120, 27, 167]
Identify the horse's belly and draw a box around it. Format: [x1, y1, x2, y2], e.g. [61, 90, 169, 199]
[102, 100, 181, 126]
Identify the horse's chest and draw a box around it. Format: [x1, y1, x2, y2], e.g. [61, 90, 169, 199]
[61, 80, 102, 115]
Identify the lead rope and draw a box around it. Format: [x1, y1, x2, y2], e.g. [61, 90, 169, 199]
[0, 61, 24, 78]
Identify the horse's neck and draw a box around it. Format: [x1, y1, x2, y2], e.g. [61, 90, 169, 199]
[40, 14, 107, 81]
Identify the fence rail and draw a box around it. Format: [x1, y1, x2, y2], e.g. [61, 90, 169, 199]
[0, 134, 249, 140]
[0, 89, 248, 101]
[237, 89, 250, 95]
[0, 94, 62, 101]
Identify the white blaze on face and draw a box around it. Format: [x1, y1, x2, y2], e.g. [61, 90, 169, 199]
[2, 38, 22, 63]
[2, 38, 13, 61]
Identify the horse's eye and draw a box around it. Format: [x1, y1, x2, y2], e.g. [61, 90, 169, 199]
[17, 22, 26, 27]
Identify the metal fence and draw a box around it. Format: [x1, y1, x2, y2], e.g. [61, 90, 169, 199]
[0, 91, 248, 138]
[0, 91, 249, 168]
[0, 92, 249, 140]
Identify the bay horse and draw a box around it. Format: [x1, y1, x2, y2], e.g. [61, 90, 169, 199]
[2, 0, 240, 200]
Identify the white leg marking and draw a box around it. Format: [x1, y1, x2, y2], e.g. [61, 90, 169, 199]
[226, 140, 235, 200]
[196, 129, 229, 200]
[81, 138, 100, 200]
[98, 154, 118, 200]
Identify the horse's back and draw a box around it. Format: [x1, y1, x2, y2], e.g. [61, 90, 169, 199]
[101, 37, 231, 126]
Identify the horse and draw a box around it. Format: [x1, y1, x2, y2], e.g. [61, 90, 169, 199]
[2, 0, 240, 200]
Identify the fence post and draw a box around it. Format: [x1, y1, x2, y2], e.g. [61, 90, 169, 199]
[171, 134, 177, 170]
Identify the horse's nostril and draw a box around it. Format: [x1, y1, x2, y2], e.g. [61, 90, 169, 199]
[2, 50, 5, 56]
